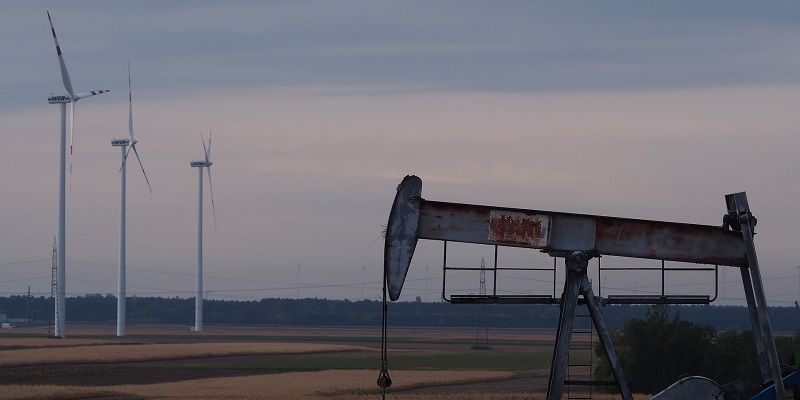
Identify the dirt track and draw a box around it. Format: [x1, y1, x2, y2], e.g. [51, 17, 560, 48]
[398, 371, 549, 395]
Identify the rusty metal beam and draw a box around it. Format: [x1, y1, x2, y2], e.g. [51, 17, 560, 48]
[417, 200, 747, 266]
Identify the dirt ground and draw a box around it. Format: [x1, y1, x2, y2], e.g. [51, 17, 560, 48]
[2, 369, 515, 400]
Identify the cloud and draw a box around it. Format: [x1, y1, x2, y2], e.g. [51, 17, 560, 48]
[2, 2, 800, 302]
[3, 1, 800, 114]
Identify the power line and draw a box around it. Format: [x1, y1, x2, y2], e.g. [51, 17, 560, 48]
[0, 258, 49, 267]
[0, 276, 50, 284]
[67, 258, 463, 289]
[69, 259, 311, 287]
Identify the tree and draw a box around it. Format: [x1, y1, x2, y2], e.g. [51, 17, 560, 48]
[595, 305, 715, 393]
[595, 306, 800, 394]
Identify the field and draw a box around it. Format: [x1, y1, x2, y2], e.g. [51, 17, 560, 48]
[0, 324, 647, 399]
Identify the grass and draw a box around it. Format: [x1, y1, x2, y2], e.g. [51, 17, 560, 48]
[148, 348, 554, 371]
[0, 338, 125, 351]
[0, 342, 366, 367]
[2, 324, 561, 347]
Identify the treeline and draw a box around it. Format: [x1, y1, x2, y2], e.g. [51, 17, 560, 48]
[595, 306, 800, 394]
[1, 295, 798, 331]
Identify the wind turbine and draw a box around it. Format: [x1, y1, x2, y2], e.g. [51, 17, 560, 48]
[46, 11, 109, 338]
[112, 63, 152, 337]
[190, 130, 216, 332]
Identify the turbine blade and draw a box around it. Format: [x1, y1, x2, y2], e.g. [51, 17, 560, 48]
[131, 145, 152, 193]
[128, 62, 134, 139]
[46, 11, 75, 98]
[207, 126, 212, 161]
[69, 102, 75, 176]
[207, 166, 217, 233]
[201, 134, 209, 163]
[75, 90, 110, 100]
[200, 133, 214, 231]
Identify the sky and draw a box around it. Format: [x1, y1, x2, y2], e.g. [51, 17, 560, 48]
[0, 1, 799, 307]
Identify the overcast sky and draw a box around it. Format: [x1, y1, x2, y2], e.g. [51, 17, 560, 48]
[1, 1, 799, 307]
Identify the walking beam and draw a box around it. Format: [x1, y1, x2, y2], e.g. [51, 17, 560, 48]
[385, 175, 746, 301]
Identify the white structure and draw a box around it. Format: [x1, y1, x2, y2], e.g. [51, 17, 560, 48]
[111, 64, 152, 337]
[46, 11, 109, 338]
[190, 132, 216, 332]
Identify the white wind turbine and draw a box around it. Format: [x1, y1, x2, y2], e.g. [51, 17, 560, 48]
[112, 63, 152, 337]
[190, 131, 217, 332]
[46, 11, 110, 338]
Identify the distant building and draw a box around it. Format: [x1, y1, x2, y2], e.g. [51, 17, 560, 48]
[0, 312, 13, 328]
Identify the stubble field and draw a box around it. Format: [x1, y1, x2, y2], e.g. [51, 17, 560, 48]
[0, 324, 644, 399]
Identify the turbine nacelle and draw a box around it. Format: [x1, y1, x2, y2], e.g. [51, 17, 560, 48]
[190, 160, 213, 168]
[111, 138, 134, 147]
[48, 94, 71, 104]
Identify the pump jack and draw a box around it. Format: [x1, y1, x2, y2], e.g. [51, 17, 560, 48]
[382, 175, 795, 400]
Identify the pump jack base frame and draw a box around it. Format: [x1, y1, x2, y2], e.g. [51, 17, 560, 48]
[547, 250, 633, 400]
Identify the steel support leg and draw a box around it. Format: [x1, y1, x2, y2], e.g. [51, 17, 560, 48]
[582, 276, 634, 400]
[740, 265, 771, 383]
[730, 193, 787, 399]
[546, 253, 583, 400]
[742, 225, 786, 399]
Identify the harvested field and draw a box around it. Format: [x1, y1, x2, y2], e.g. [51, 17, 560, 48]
[0, 324, 627, 399]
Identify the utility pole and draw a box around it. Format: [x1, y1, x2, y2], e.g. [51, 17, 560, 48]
[296, 263, 301, 300]
[796, 266, 800, 303]
[361, 265, 366, 300]
[425, 265, 429, 302]
[50, 237, 57, 337]
[476, 258, 489, 348]
[27, 286, 31, 325]
[131, 293, 136, 324]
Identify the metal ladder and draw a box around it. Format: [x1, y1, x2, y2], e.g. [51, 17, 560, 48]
[565, 308, 593, 400]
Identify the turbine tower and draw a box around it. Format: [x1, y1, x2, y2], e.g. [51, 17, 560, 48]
[112, 63, 152, 337]
[46, 11, 109, 338]
[190, 131, 216, 332]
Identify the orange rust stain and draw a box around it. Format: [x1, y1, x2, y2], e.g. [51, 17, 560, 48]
[489, 212, 546, 246]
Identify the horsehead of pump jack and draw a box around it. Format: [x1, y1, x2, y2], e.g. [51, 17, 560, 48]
[190, 130, 217, 332]
[46, 11, 110, 338]
[384, 175, 787, 400]
[111, 63, 152, 337]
